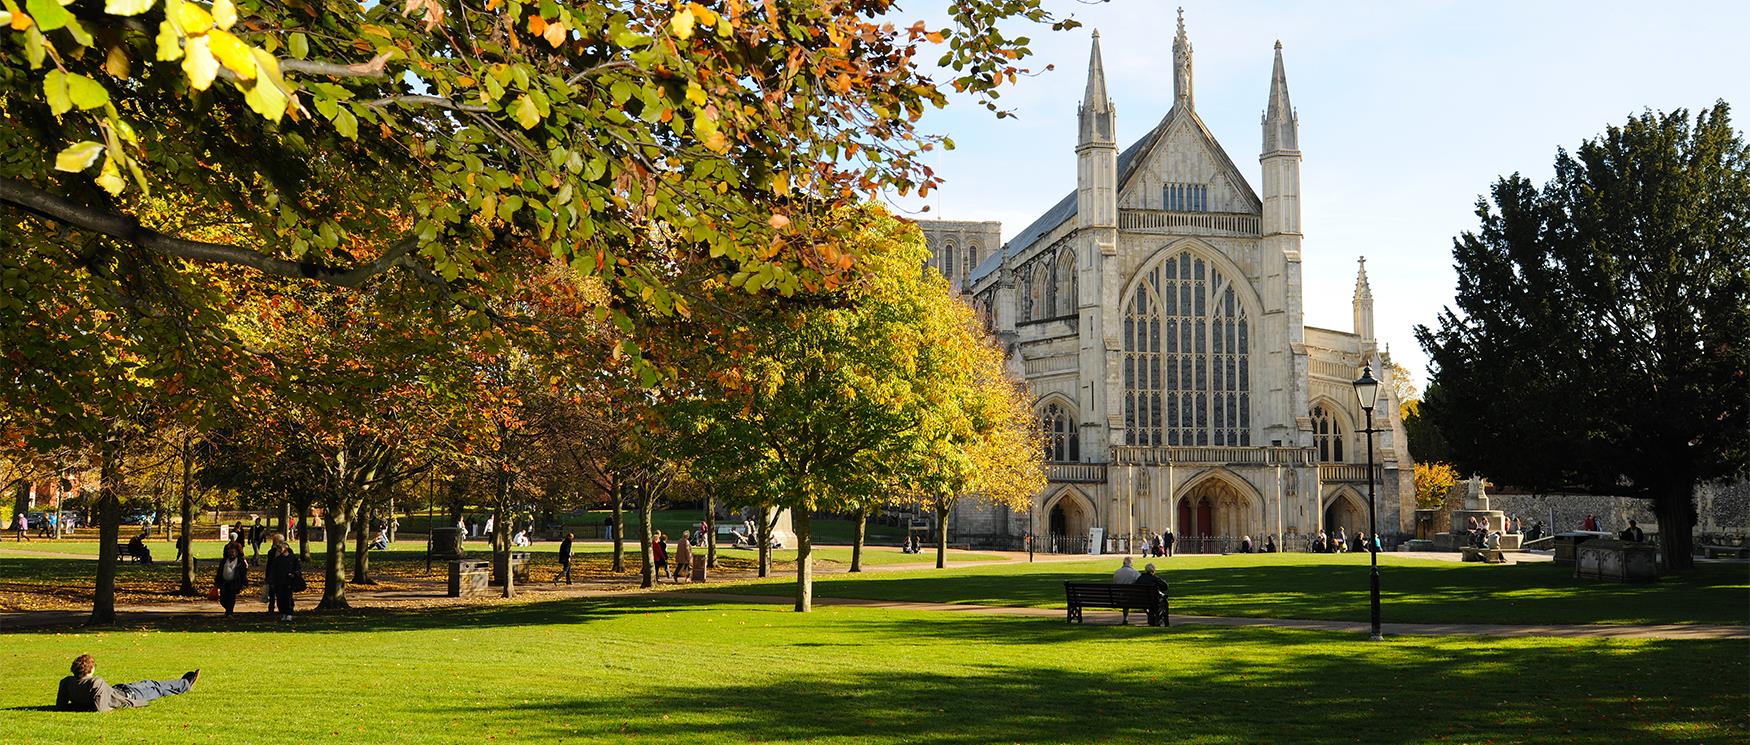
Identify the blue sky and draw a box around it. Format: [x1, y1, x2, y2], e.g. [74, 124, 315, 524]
[891, 0, 1748, 387]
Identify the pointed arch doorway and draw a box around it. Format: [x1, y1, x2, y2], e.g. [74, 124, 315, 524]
[1045, 490, 1093, 553]
[1324, 491, 1367, 541]
[1174, 475, 1261, 553]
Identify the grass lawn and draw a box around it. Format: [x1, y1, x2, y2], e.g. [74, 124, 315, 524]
[0, 596, 1742, 744]
[707, 552, 1750, 626]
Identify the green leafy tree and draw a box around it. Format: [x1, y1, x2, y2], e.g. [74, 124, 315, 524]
[1416, 103, 1749, 569]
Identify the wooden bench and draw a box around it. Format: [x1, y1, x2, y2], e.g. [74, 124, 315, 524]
[1064, 582, 1168, 627]
[1700, 544, 1749, 559]
[114, 542, 148, 564]
[1461, 547, 1506, 564]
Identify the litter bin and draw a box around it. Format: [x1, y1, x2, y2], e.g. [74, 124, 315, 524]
[691, 557, 707, 583]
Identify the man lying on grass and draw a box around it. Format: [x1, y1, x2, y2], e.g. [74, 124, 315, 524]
[56, 654, 198, 712]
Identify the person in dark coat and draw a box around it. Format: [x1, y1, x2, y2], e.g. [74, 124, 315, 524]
[1162, 530, 1176, 557]
[126, 530, 153, 564]
[554, 532, 574, 584]
[57, 654, 197, 711]
[214, 541, 249, 616]
[264, 534, 302, 621]
[249, 517, 266, 559]
[1133, 564, 1170, 626]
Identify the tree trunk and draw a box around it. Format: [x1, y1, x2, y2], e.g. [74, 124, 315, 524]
[494, 464, 513, 599]
[705, 492, 717, 569]
[793, 509, 814, 612]
[318, 506, 350, 609]
[385, 496, 396, 544]
[935, 502, 949, 570]
[177, 437, 197, 596]
[1654, 482, 1696, 571]
[11, 479, 28, 516]
[298, 500, 312, 560]
[850, 508, 867, 573]
[352, 501, 374, 584]
[610, 479, 626, 573]
[89, 435, 122, 625]
[756, 507, 773, 578]
[637, 480, 655, 588]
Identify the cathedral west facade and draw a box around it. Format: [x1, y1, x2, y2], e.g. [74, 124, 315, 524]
[922, 16, 1415, 552]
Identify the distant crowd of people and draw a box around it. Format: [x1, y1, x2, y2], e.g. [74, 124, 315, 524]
[1307, 527, 1379, 554]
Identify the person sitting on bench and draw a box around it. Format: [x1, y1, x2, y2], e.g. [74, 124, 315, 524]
[126, 530, 153, 565]
[1133, 564, 1169, 626]
[57, 654, 198, 712]
[1112, 556, 1140, 584]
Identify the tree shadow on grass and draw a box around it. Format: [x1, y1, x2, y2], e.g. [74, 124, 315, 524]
[460, 629, 1748, 744]
[720, 559, 1750, 626]
[3, 594, 721, 636]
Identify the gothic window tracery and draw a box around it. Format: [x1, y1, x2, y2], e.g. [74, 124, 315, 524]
[941, 240, 957, 284]
[1123, 250, 1251, 447]
[1042, 402, 1080, 462]
[1311, 404, 1344, 462]
[1054, 248, 1076, 317]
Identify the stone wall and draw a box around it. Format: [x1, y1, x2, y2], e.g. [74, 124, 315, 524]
[1486, 490, 1657, 536]
[1695, 479, 1749, 544]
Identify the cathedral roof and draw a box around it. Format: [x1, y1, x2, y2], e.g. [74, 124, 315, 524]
[970, 105, 1260, 285]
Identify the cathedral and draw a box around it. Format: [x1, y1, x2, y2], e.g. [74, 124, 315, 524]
[921, 15, 1415, 552]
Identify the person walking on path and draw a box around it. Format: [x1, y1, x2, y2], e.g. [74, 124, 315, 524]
[652, 531, 671, 581]
[214, 541, 249, 616]
[249, 517, 265, 559]
[57, 654, 198, 712]
[13, 511, 29, 542]
[1163, 530, 1175, 557]
[264, 534, 303, 621]
[674, 531, 693, 583]
[555, 532, 574, 584]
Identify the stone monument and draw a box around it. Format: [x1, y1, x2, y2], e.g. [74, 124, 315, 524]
[1434, 476, 1522, 550]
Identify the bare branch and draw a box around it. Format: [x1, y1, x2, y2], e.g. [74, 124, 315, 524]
[281, 52, 394, 79]
[0, 176, 417, 289]
[366, 95, 491, 113]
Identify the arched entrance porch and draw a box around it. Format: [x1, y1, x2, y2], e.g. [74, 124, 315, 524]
[1044, 489, 1095, 553]
[1173, 472, 1263, 553]
[1323, 489, 1368, 547]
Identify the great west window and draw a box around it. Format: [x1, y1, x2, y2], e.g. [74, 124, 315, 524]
[1123, 251, 1250, 447]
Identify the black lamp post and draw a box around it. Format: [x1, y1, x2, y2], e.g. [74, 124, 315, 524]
[1352, 365, 1383, 642]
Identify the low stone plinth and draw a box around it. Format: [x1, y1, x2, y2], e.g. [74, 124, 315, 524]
[1552, 531, 1612, 564]
[1575, 539, 1658, 582]
[1405, 539, 1437, 552]
[448, 559, 490, 597]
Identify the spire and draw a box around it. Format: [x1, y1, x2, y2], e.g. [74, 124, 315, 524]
[1172, 8, 1193, 110]
[1262, 40, 1298, 153]
[1353, 256, 1375, 341]
[1078, 29, 1114, 147]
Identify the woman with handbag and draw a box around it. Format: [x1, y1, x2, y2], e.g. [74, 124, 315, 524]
[264, 534, 304, 621]
[213, 541, 250, 616]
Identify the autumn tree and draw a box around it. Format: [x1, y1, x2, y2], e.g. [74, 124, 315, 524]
[677, 205, 1042, 609]
[1416, 104, 1748, 569]
[2, 0, 1075, 373]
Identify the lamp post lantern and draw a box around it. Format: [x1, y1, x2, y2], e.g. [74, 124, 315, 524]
[1352, 364, 1384, 642]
